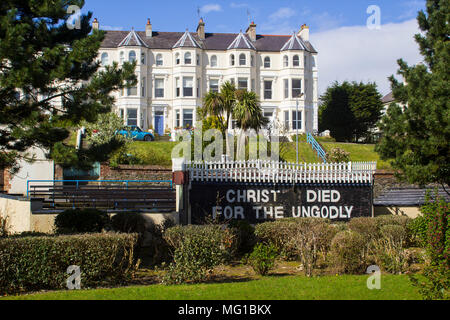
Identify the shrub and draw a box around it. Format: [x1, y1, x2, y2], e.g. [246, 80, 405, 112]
[163, 225, 237, 284]
[329, 230, 367, 274]
[375, 215, 410, 231]
[410, 193, 449, 300]
[0, 216, 8, 238]
[327, 147, 350, 163]
[247, 243, 278, 276]
[228, 220, 256, 256]
[0, 233, 139, 294]
[54, 209, 110, 234]
[407, 215, 430, 247]
[111, 212, 146, 246]
[371, 225, 410, 274]
[144, 218, 175, 266]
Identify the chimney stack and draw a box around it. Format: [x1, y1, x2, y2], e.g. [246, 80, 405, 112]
[197, 18, 205, 40]
[298, 24, 309, 41]
[146, 18, 152, 38]
[92, 18, 99, 31]
[246, 21, 257, 41]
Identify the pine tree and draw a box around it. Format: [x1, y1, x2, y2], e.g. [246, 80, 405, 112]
[376, 0, 449, 188]
[0, 0, 136, 171]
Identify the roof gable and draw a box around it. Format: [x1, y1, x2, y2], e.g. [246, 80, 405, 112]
[118, 29, 148, 47]
[173, 30, 202, 49]
[227, 31, 256, 50]
[280, 32, 308, 51]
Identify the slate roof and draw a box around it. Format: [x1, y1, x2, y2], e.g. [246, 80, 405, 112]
[173, 29, 202, 49]
[227, 31, 256, 50]
[382, 92, 395, 104]
[118, 29, 148, 47]
[280, 32, 309, 51]
[101, 30, 317, 53]
[374, 187, 450, 207]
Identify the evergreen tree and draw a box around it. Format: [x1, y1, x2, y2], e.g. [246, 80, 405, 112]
[319, 81, 383, 142]
[376, 0, 449, 188]
[0, 0, 136, 171]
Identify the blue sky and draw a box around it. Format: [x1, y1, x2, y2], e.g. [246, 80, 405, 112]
[82, 0, 426, 95]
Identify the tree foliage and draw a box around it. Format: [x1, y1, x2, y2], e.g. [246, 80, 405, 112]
[0, 0, 136, 171]
[375, 0, 449, 187]
[319, 81, 383, 142]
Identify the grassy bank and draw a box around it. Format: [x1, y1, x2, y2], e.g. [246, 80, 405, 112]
[2, 274, 419, 300]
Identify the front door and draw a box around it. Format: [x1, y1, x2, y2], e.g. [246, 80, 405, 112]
[155, 114, 164, 136]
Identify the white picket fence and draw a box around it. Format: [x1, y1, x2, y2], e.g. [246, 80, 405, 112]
[185, 160, 377, 184]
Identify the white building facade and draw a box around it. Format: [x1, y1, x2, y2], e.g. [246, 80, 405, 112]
[97, 19, 319, 136]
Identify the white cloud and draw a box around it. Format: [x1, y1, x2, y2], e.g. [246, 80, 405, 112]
[230, 2, 249, 9]
[269, 7, 296, 21]
[312, 19, 423, 96]
[101, 26, 123, 31]
[200, 4, 222, 14]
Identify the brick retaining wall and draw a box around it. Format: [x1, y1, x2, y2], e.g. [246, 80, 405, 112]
[100, 164, 172, 181]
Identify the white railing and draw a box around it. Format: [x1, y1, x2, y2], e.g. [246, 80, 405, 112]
[185, 160, 377, 184]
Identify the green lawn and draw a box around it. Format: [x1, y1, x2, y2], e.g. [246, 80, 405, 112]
[2, 275, 420, 300]
[125, 140, 391, 170]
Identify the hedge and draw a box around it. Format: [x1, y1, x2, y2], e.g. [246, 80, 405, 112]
[0, 233, 139, 294]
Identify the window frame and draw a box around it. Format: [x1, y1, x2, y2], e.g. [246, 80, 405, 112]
[264, 80, 272, 100]
[155, 78, 164, 98]
[156, 54, 163, 66]
[239, 53, 246, 66]
[183, 77, 194, 97]
[210, 55, 218, 67]
[264, 57, 271, 68]
[292, 79, 302, 98]
[129, 50, 136, 63]
[184, 52, 192, 65]
[101, 52, 109, 66]
[293, 55, 300, 67]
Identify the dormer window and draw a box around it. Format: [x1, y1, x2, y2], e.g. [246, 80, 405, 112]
[239, 54, 246, 66]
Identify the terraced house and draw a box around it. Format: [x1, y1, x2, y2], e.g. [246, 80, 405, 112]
[97, 18, 319, 136]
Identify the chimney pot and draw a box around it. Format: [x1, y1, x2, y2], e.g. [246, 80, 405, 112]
[146, 18, 152, 38]
[92, 18, 99, 31]
[246, 21, 257, 42]
[298, 24, 309, 41]
[197, 18, 205, 40]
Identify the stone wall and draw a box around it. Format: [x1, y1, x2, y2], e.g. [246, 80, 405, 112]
[373, 171, 416, 199]
[100, 164, 172, 181]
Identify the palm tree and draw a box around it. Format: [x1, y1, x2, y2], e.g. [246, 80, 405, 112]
[233, 90, 268, 132]
[202, 81, 236, 134]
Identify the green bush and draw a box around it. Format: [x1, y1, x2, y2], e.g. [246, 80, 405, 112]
[111, 212, 146, 244]
[0, 233, 139, 294]
[163, 225, 237, 284]
[327, 147, 350, 163]
[54, 208, 110, 234]
[329, 230, 367, 274]
[247, 243, 278, 276]
[407, 215, 430, 247]
[0, 216, 8, 238]
[228, 220, 256, 256]
[372, 225, 410, 274]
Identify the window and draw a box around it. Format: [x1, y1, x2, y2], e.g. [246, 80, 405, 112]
[120, 51, 124, 64]
[292, 79, 302, 98]
[141, 52, 146, 65]
[283, 55, 288, 67]
[197, 78, 200, 97]
[175, 110, 181, 128]
[175, 53, 180, 65]
[156, 54, 163, 66]
[175, 78, 180, 97]
[239, 54, 246, 66]
[293, 55, 300, 67]
[284, 111, 290, 130]
[196, 54, 200, 66]
[210, 79, 219, 93]
[210, 55, 217, 67]
[127, 85, 137, 96]
[101, 53, 109, 66]
[264, 81, 272, 100]
[129, 51, 136, 63]
[230, 54, 235, 66]
[292, 111, 302, 130]
[264, 57, 271, 68]
[184, 52, 192, 64]
[155, 79, 164, 98]
[251, 55, 254, 67]
[183, 109, 193, 128]
[230, 78, 235, 85]
[304, 55, 307, 68]
[141, 77, 146, 97]
[264, 111, 273, 120]
[284, 79, 289, 99]
[119, 109, 124, 121]
[127, 109, 138, 126]
[238, 78, 248, 91]
[183, 77, 193, 97]
[251, 79, 255, 92]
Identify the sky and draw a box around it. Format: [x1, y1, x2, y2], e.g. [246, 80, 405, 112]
[82, 0, 427, 96]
